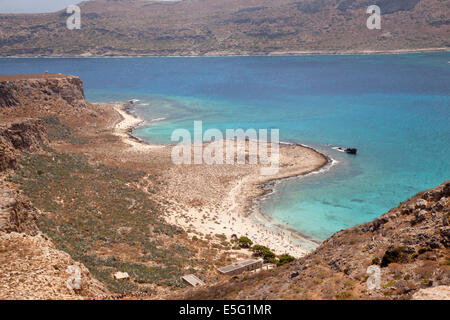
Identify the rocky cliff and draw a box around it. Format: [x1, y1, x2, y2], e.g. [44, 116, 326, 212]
[0, 119, 49, 172]
[182, 181, 450, 300]
[0, 76, 109, 299]
[0, 74, 87, 109]
[0, 189, 39, 236]
[0, 119, 48, 233]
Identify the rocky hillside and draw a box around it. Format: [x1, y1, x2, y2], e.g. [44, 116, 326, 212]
[1, 73, 253, 299]
[0, 118, 108, 299]
[0, 77, 109, 299]
[0, 119, 49, 172]
[0, 0, 448, 56]
[0, 74, 87, 109]
[181, 181, 450, 300]
[0, 232, 108, 299]
[0, 74, 88, 172]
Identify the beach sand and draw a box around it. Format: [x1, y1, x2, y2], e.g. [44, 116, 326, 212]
[112, 103, 328, 258]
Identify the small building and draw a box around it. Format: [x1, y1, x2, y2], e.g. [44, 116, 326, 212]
[248, 263, 276, 274]
[114, 272, 130, 280]
[217, 259, 264, 275]
[182, 274, 205, 287]
[263, 263, 276, 270]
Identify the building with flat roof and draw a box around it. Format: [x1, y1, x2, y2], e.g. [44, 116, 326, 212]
[217, 259, 263, 275]
[182, 274, 205, 287]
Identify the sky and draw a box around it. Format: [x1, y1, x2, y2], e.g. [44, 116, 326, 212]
[0, 0, 85, 13]
[0, 0, 178, 13]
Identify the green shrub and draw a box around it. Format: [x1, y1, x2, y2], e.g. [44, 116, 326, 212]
[40, 116, 72, 141]
[277, 254, 296, 266]
[381, 247, 408, 267]
[382, 280, 395, 288]
[215, 234, 227, 241]
[238, 236, 253, 248]
[252, 245, 275, 262]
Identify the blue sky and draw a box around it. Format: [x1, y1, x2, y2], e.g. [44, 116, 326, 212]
[0, 0, 84, 13]
[0, 1, 179, 13]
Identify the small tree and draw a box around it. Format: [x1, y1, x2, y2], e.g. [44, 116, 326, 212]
[238, 236, 253, 248]
[252, 244, 267, 256]
[252, 245, 276, 263]
[277, 254, 296, 266]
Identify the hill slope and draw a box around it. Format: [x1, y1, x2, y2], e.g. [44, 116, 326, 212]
[178, 181, 450, 300]
[0, 0, 448, 56]
[0, 114, 109, 299]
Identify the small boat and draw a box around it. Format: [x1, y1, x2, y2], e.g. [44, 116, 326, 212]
[344, 148, 357, 155]
[331, 146, 358, 155]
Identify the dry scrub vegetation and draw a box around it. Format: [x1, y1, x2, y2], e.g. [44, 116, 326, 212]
[1, 97, 247, 297]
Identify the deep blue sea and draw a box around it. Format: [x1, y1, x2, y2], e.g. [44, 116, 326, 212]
[1, 53, 449, 244]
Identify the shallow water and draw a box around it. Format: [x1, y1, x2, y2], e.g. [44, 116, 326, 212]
[1, 53, 449, 243]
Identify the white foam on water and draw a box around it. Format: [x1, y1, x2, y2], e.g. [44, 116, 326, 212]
[150, 117, 166, 122]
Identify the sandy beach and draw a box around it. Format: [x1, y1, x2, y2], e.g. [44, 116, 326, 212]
[112, 103, 328, 258]
[113, 104, 164, 152]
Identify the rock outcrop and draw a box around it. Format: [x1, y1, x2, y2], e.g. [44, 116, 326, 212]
[0, 119, 49, 172]
[412, 285, 450, 300]
[0, 232, 108, 300]
[0, 74, 87, 109]
[0, 119, 49, 152]
[0, 189, 39, 235]
[0, 137, 17, 172]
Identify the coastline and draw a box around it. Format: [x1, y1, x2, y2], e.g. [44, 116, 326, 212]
[112, 102, 330, 257]
[2, 69, 449, 300]
[1, 47, 448, 58]
[248, 153, 336, 249]
[112, 102, 164, 152]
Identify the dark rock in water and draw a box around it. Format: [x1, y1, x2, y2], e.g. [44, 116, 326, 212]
[344, 148, 357, 155]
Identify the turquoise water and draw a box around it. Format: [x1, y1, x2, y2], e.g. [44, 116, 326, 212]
[1, 53, 449, 243]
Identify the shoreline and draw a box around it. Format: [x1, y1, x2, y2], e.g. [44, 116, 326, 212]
[111, 102, 164, 152]
[112, 102, 331, 257]
[248, 153, 336, 249]
[1, 47, 448, 58]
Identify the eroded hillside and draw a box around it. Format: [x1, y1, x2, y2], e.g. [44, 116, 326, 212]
[0, 118, 109, 299]
[179, 181, 450, 300]
[0, 74, 258, 299]
[0, 0, 448, 56]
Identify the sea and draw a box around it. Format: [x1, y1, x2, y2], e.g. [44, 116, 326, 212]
[1, 52, 449, 247]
